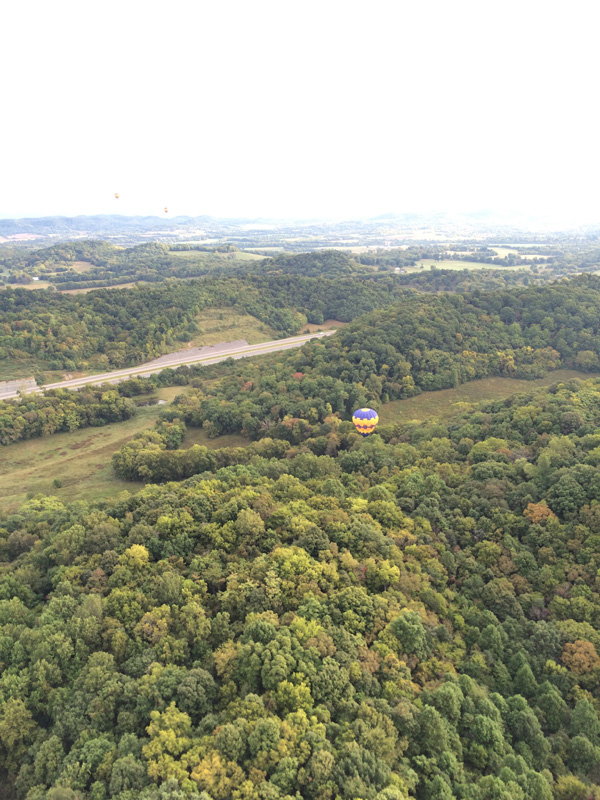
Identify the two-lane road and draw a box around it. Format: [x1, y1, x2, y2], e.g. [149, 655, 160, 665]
[0, 331, 336, 401]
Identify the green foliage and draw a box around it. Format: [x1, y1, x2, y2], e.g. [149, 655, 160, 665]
[4, 375, 600, 798]
[8, 270, 600, 798]
[0, 384, 145, 445]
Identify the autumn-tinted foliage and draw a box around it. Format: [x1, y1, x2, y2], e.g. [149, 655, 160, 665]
[4, 377, 600, 798]
[8, 276, 600, 798]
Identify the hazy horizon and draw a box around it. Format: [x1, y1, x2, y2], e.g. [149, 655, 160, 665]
[0, 208, 598, 232]
[3, 1, 599, 226]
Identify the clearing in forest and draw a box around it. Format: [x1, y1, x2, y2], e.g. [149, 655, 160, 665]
[382, 369, 600, 423]
[189, 307, 278, 346]
[0, 386, 244, 511]
[411, 259, 529, 271]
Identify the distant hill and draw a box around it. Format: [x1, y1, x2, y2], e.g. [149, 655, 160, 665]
[0, 214, 211, 236]
[250, 250, 358, 277]
[2, 212, 598, 250]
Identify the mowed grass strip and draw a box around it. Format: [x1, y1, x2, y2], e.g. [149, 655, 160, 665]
[382, 369, 600, 424]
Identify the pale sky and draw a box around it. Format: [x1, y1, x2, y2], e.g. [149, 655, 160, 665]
[1, 0, 598, 223]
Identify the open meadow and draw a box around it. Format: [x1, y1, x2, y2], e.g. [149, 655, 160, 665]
[187, 307, 278, 346]
[411, 258, 528, 271]
[382, 369, 600, 423]
[0, 385, 247, 512]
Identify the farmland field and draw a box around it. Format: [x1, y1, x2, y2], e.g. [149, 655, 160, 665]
[491, 247, 549, 259]
[60, 281, 141, 294]
[169, 250, 265, 262]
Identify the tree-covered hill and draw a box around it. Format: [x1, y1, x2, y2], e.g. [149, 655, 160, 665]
[5, 377, 600, 798]
[3, 272, 600, 378]
[8, 276, 600, 798]
[107, 276, 600, 459]
[248, 250, 358, 277]
[0, 276, 407, 374]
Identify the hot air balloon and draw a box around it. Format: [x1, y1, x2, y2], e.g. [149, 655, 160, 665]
[114, 193, 120, 200]
[352, 407, 379, 436]
[164, 207, 168, 214]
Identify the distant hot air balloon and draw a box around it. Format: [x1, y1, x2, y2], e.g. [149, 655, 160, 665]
[352, 407, 379, 436]
[114, 193, 120, 200]
[164, 207, 168, 214]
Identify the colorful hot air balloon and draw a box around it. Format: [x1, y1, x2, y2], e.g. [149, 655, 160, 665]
[114, 193, 119, 200]
[164, 207, 168, 214]
[352, 407, 379, 436]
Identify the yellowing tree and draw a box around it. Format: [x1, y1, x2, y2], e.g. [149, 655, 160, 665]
[562, 640, 600, 674]
[143, 702, 193, 787]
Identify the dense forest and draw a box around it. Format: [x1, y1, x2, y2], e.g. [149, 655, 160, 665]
[1, 268, 598, 378]
[5, 376, 600, 798]
[0, 244, 364, 288]
[7, 267, 600, 798]
[0, 274, 399, 373]
[0, 380, 156, 446]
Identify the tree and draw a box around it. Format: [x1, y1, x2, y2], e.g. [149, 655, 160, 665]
[143, 703, 193, 787]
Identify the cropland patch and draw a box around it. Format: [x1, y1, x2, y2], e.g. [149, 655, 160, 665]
[411, 259, 525, 271]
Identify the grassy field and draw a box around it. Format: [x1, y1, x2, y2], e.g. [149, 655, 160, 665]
[411, 259, 525, 272]
[189, 307, 278, 346]
[382, 369, 600, 424]
[0, 405, 161, 511]
[0, 356, 51, 382]
[0, 385, 242, 512]
[491, 247, 549, 260]
[300, 319, 347, 333]
[61, 281, 143, 294]
[71, 260, 94, 272]
[170, 250, 265, 262]
[20, 280, 53, 289]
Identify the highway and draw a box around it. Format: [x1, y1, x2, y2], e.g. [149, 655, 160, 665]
[0, 331, 335, 401]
